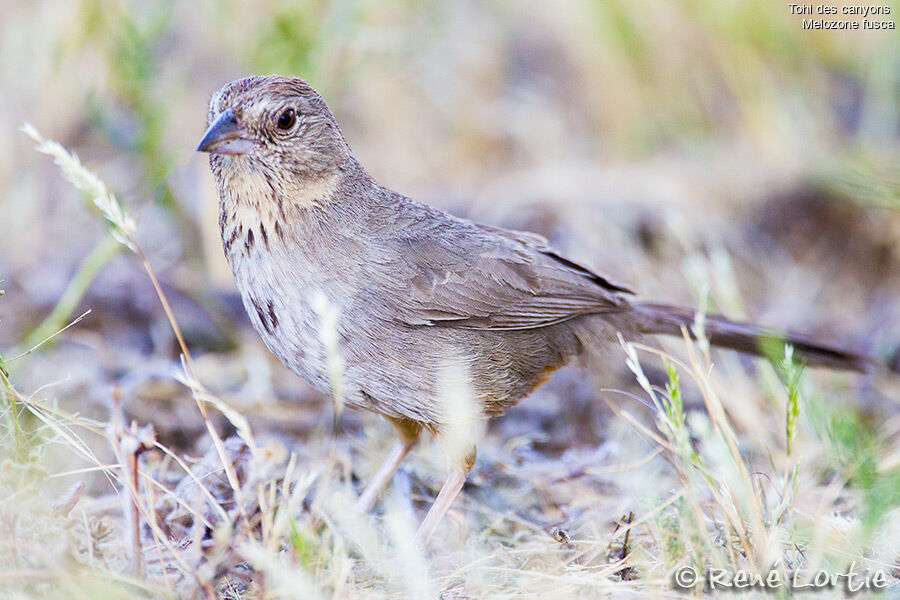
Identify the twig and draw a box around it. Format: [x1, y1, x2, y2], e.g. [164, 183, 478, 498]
[11, 310, 92, 362]
[108, 386, 156, 578]
[50, 481, 86, 518]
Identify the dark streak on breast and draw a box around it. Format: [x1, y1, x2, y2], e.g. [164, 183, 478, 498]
[267, 300, 278, 330]
[264, 177, 286, 221]
[218, 209, 227, 239]
[260, 224, 269, 249]
[252, 296, 275, 335]
[252, 297, 268, 331]
[224, 227, 239, 253]
[245, 228, 255, 251]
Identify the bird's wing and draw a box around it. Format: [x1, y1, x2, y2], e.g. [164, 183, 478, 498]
[474, 223, 634, 295]
[384, 215, 633, 331]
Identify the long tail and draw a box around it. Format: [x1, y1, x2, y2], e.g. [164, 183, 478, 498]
[631, 301, 872, 372]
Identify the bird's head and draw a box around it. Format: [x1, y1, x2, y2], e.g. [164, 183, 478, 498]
[198, 76, 350, 201]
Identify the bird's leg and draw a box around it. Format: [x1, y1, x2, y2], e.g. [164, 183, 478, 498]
[354, 418, 421, 514]
[354, 441, 414, 513]
[415, 448, 475, 544]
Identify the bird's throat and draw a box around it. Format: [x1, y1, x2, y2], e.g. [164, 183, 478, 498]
[217, 164, 339, 259]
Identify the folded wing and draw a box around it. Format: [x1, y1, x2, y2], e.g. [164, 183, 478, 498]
[386, 217, 633, 331]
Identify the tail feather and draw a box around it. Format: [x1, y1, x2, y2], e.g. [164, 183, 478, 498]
[632, 301, 872, 372]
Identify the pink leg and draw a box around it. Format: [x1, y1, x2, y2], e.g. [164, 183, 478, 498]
[415, 469, 468, 544]
[354, 418, 422, 513]
[354, 440, 415, 513]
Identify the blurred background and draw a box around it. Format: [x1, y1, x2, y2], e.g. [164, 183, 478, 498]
[2, 0, 900, 596]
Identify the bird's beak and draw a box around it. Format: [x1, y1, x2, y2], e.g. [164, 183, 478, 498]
[197, 108, 255, 155]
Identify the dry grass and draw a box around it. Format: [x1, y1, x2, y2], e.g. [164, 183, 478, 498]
[2, 1, 899, 598]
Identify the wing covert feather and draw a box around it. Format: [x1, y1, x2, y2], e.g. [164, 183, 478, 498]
[384, 217, 633, 331]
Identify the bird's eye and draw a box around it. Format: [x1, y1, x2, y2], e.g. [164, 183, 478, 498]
[277, 108, 296, 130]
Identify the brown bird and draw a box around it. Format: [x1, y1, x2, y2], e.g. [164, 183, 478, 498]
[198, 75, 869, 542]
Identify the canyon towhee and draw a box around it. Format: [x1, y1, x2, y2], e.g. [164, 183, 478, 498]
[198, 76, 868, 542]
